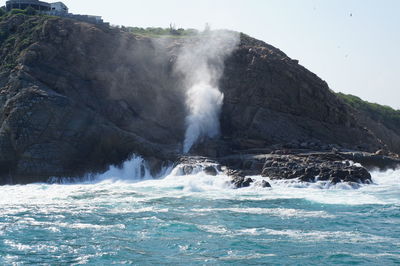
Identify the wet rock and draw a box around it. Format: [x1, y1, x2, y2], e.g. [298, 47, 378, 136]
[305, 167, 320, 177]
[223, 151, 388, 186]
[340, 152, 400, 171]
[242, 177, 254, 187]
[231, 175, 254, 188]
[261, 180, 272, 188]
[204, 166, 218, 176]
[332, 170, 349, 180]
[349, 167, 371, 182]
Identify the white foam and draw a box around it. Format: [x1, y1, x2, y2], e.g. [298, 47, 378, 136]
[234, 228, 399, 244]
[196, 224, 229, 234]
[371, 168, 400, 185]
[191, 207, 335, 218]
[107, 207, 169, 214]
[220, 251, 277, 261]
[0, 159, 399, 212]
[14, 218, 126, 231]
[346, 252, 400, 259]
[4, 240, 60, 253]
[241, 173, 400, 205]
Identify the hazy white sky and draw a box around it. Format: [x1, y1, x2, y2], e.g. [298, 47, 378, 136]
[7, 0, 400, 109]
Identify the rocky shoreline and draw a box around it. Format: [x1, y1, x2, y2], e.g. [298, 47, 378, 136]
[178, 150, 400, 189]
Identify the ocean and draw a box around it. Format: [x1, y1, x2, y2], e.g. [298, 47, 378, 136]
[1, 156, 399, 265]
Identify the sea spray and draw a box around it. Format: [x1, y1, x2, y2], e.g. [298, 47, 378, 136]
[98, 155, 152, 181]
[183, 82, 224, 153]
[174, 30, 240, 153]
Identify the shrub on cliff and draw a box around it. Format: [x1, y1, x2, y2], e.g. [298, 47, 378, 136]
[0, 14, 49, 71]
[25, 6, 37, 16]
[7, 7, 38, 16]
[125, 26, 198, 37]
[10, 9, 25, 15]
[337, 92, 400, 133]
[0, 7, 6, 17]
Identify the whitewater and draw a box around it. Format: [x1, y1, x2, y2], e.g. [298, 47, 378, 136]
[0, 157, 399, 265]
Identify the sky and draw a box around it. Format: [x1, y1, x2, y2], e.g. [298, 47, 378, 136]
[5, 0, 399, 109]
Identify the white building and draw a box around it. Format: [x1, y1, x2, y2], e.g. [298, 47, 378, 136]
[50, 2, 68, 13]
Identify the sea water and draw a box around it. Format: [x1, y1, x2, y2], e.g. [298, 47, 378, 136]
[0, 157, 399, 265]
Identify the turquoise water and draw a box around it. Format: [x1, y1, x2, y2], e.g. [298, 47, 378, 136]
[0, 157, 399, 265]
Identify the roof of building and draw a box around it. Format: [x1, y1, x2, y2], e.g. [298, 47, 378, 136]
[7, 0, 41, 3]
[6, 0, 51, 5]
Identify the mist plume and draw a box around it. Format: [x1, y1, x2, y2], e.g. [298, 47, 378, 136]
[175, 30, 240, 153]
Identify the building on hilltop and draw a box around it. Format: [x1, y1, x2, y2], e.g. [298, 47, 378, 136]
[6, 0, 68, 13]
[5, 0, 51, 11]
[5, 0, 104, 25]
[50, 1, 68, 13]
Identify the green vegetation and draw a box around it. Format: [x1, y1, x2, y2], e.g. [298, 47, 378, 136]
[337, 92, 400, 132]
[0, 7, 6, 17]
[10, 9, 26, 15]
[120, 26, 199, 38]
[25, 6, 37, 16]
[0, 7, 42, 18]
[0, 14, 50, 71]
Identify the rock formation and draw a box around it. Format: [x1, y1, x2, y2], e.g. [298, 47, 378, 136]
[0, 14, 399, 184]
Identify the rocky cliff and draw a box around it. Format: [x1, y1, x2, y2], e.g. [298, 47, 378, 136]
[0, 14, 399, 184]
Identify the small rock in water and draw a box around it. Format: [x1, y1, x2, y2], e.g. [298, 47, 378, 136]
[242, 177, 254, 187]
[204, 166, 218, 176]
[231, 176, 254, 188]
[261, 180, 272, 188]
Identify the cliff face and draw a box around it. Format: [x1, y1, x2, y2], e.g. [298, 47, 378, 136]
[0, 15, 186, 183]
[0, 14, 397, 184]
[219, 37, 378, 151]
